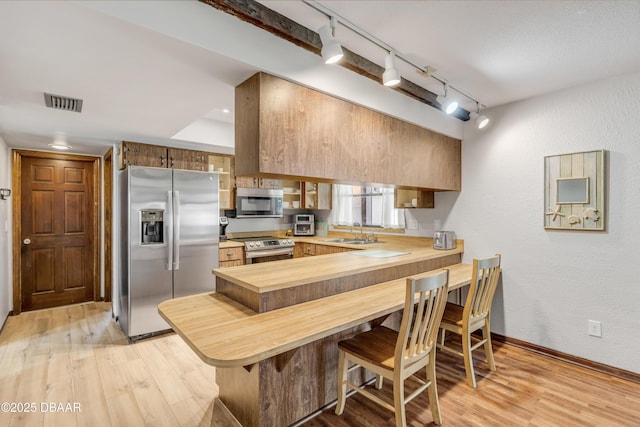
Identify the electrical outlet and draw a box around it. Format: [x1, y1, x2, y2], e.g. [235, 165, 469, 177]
[588, 320, 602, 337]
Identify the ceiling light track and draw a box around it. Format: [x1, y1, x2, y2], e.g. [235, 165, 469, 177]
[302, 0, 487, 115]
[201, 0, 475, 121]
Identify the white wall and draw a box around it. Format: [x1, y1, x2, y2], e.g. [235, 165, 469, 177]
[0, 137, 12, 325]
[417, 72, 640, 374]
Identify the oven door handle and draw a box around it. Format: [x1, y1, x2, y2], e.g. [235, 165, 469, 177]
[245, 247, 294, 259]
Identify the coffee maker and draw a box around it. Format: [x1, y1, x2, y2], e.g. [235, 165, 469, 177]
[219, 216, 229, 241]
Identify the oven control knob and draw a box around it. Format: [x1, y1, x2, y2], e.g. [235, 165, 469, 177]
[256, 242, 262, 247]
[249, 242, 255, 248]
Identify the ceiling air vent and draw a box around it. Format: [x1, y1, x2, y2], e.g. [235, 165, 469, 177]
[43, 92, 83, 113]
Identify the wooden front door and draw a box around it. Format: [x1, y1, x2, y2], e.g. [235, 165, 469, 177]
[14, 151, 100, 312]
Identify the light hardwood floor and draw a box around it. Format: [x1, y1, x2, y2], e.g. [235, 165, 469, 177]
[1, 302, 639, 427]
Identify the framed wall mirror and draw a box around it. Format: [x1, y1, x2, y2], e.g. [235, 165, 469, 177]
[556, 177, 589, 204]
[544, 150, 605, 231]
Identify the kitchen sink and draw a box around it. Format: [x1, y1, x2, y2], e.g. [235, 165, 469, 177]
[342, 240, 377, 245]
[321, 238, 378, 245]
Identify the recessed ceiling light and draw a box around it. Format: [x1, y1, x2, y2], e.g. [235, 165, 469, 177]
[48, 143, 71, 150]
[222, 108, 230, 114]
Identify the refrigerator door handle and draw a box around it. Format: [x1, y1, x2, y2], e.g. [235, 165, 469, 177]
[174, 190, 181, 270]
[167, 190, 174, 270]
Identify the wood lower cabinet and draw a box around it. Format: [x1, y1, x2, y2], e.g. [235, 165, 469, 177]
[295, 242, 352, 258]
[219, 246, 244, 267]
[315, 244, 351, 255]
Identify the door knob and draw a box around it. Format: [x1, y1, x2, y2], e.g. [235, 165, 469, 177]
[23, 238, 31, 245]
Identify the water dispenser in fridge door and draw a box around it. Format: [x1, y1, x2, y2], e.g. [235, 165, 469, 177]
[140, 209, 164, 245]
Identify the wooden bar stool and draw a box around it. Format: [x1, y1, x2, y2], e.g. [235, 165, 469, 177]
[437, 254, 502, 388]
[335, 269, 450, 426]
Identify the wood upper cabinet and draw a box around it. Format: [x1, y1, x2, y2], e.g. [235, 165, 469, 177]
[303, 181, 332, 210]
[280, 179, 331, 210]
[168, 148, 209, 171]
[235, 72, 461, 192]
[236, 176, 281, 189]
[394, 189, 435, 209]
[118, 142, 235, 209]
[119, 141, 167, 169]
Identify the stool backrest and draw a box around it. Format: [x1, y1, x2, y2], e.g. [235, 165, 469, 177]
[464, 255, 502, 324]
[396, 269, 449, 368]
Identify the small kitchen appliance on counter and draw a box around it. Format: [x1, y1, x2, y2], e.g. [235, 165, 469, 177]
[294, 214, 315, 236]
[219, 216, 228, 241]
[433, 230, 456, 250]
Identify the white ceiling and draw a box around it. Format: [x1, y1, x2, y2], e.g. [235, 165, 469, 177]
[1, 1, 639, 155]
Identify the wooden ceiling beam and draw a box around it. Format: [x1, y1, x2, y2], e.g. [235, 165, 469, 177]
[201, 0, 470, 121]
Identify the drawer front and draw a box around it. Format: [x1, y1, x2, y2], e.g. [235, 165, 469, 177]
[220, 247, 244, 262]
[219, 260, 244, 268]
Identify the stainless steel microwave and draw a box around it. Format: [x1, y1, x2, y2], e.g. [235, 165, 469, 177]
[236, 188, 283, 218]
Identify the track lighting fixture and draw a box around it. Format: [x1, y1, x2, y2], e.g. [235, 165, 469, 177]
[382, 52, 400, 87]
[470, 102, 490, 129]
[436, 83, 458, 115]
[318, 17, 343, 64]
[306, 0, 485, 119]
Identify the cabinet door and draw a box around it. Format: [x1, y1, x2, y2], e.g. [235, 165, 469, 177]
[293, 242, 305, 258]
[303, 181, 332, 209]
[219, 247, 244, 263]
[394, 189, 435, 208]
[282, 179, 302, 209]
[314, 244, 351, 255]
[235, 176, 260, 188]
[303, 243, 316, 256]
[169, 148, 208, 171]
[119, 141, 168, 169]
[210, 155, 234, 210]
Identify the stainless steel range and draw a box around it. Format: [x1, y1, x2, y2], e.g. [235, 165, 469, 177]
[230, 236, 295, 264]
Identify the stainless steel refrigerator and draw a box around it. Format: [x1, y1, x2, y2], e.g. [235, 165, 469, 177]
[119, 166, 219, 338]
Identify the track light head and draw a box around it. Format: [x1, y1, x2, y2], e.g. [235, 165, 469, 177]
[436, 82, 458, 114]
[382, 52, 400, 87]
[471, 102, 490, 128]
[476, 114, 489, 129]
[444, 99, 459, 115]
[318, 19, 343, 64]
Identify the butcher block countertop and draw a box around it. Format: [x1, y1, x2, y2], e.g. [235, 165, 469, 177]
[159, 263, 472, 368]
[213, 234, 463, 293]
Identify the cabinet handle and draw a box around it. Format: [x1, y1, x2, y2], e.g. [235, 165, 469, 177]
[226, 252, 233, 257]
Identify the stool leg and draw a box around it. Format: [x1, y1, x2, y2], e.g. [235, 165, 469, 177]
[335, 350, 348, 415]
[462, 326, 477, 388]
[427, 351, 442, 425]
[483, 319, 496, 371]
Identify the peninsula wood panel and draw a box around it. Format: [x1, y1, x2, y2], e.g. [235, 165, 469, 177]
[217, 253, 461, 313]
[217, 326, 371, 427]
[235, 72, 461, 191]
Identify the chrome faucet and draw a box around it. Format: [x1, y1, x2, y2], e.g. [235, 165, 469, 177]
[351, 222, 363, 240]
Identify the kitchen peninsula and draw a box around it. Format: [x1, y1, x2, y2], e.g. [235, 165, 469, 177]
[159, 235, 468, 427]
